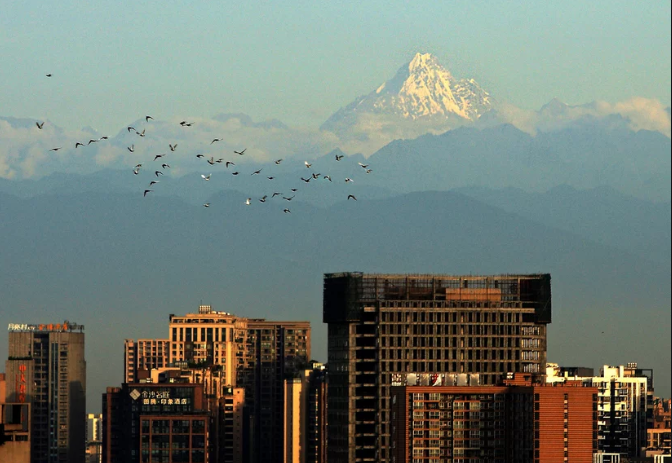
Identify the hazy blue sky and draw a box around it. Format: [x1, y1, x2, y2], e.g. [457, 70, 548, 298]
[1, 1, 669, 134]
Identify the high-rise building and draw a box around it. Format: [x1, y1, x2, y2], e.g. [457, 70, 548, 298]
[120, 305, 311, 463]
[86, 413, 103, 463]
[243, 319, 311, 463]
[391, 373, 598, 463]
[323, 272, 552, 463]
[5, 322, 86, 463]
[124, 339, 170, 383]
[547, 363, 652, 458]
[283, 363, 327, 463]
[102, 382, 209, 463]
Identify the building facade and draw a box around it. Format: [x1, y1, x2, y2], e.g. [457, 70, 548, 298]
[391, 374, 597, 463]
[102, 382, 208, 463]
[5, 322, 86, 463]
[323, 273, 552, 463]
[125, 339, 170, 384]
[547, 363, 652, 458]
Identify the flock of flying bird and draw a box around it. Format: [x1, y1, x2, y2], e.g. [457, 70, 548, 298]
[39, 73, 370, 213]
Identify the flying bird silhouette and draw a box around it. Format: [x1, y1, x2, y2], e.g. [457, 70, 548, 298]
[154, 154, 165, 161]
[358, 162, 368, 168]
[272, 192, 283, 198]
[348, 195, 357, 201]
[245, 198, 251, 205]
[143, 189, 153, 197]
[203, 203, 210, 208]
[207, 157, 215, 165]
[234, 148, 246, 155]
[36, 122, 44, 129]
[211, 138, 222, 144]
[275, 159, 283, 165]
[127, 126, 135, 133]
[251, 169, 262, 176]
[149, 180, 159, 186]
[304, 161, 312, 168]
[345, 178, 353, 183]
[283, 209, 291, 213]
[127, 145, 134, 152]
[169, 144, 177, 151]
[145, 116, 153, 122]
[231, 172, 239, 176]
[155, 171, 164, 177]
[161, 164, 170, 169]
[75, 142, 84, 149]
[49, 147, 62, 151]
[46, 74, 52, 77]
[87, 139, 98, 145]
[196, 154, 204, 158]
[201, 174, 211, 181]
[335, 154, 344, 161]
[225, 161, 235, 168]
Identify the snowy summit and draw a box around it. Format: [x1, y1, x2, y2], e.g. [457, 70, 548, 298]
[322, 52, 493, 133]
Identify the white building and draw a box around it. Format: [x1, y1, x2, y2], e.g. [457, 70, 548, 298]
[547, 363, 651, 458]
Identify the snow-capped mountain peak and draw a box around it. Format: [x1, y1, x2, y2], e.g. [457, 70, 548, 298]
[322, 53, 493, 134]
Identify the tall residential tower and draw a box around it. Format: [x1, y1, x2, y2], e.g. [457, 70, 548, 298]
[323, 273, 551, 463]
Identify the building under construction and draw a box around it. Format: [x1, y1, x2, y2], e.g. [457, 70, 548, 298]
[323, 272, 552, 463]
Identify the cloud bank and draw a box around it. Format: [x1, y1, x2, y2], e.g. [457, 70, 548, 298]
[0, 98, 669, 179]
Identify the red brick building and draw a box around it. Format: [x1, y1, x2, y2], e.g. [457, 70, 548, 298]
[391, 374, 597, 463]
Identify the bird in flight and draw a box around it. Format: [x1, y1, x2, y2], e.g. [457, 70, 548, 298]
[146, 116, 153, 122]
[267, 176, 275, 180]
[136, 129, 146, 137]
[272, 192, 283, 198]
[87, 139, 98, 145]
[99, 136, 108, 141]
[345, 178, 353, 183]
[304, 161, 312, 168]
[49, 147, 62, 151]
[234, 148, 246, 155]
[155, 171, 164, 177]
[259, 196, 268, 203]
[127, 145, 134, 152]
[311, 173, 321, 180]
[127, 126, 135, 133]
[75, 142, 84, 149]
[135, 163, 142, 168]
[348, 195, 357, 201]
[133, 167, 141, 175]
[323, 175, 332, 182]
[225, 161, 235, 168]
[290, 188, 298, 192]
[169, 144, 177, 151]
[149, 180, 159, 186]
[283, 209, 291, 213]
[365, 169, 373, 174]
[46, 74, 52, 77]
[216, 158, 224, 164]
[203, 203, 210, 208]
[358, 162, 368, 168]
[275, 159, 283, 165]
[196, 154, 204, 158]
[154, 154, 165, 161]
[211, 138, 222, 145]
[245, 198, 251, 205]
[201, 174, 211, 181]
[161, 163, 170, 169]
[207, 157, 215, 166]
[251, 169, 262, 175]
[335, 154, 344, 161]
[36, 122, 45, 129]
[301, 177, 311, 183]
[283, 196, 294, 201]
[231, 172, 239, 176]
[144, 189, 153, 197]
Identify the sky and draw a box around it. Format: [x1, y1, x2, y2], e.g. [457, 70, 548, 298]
[0, 1, 669, 135]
